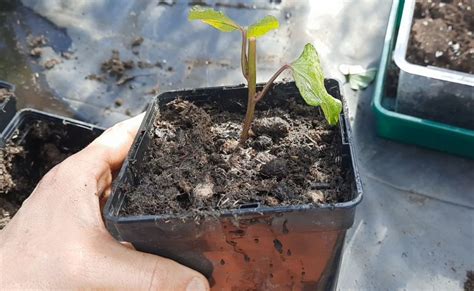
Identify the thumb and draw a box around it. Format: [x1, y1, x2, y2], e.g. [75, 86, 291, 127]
[90, 238, 210, 290]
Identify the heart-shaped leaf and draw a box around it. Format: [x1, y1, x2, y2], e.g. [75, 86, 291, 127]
[290, 43, 342, 125]
[188, 6, 240, 32]
[247, 15, 279, 39]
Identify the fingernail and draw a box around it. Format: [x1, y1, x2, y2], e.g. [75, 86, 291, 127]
[186, 277, 208, 291]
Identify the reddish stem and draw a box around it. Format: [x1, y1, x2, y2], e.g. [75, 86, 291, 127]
[239, 37, 257, 144]
[254, 64, 290, 102]
[240, 29, 248, 80]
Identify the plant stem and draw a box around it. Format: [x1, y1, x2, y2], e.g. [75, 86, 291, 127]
[240, 29, 248, 80]
[254, 64, 290, 102]
[239, 37, 257, 144]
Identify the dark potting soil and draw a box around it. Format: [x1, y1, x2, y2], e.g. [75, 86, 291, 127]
[466, 271, 474, 291]
[386, 63, 400, 98]
[0, 120, 85, 229]
[121, 98, 352, 217]
[407, 0, 473, 74]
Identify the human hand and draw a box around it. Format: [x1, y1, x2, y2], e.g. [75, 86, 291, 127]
[0, 114, 209, 290]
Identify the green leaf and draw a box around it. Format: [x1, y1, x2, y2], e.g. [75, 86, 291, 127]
[290, 43, 342, 125]
[188, 6, 240, 32]
[247, 15, 279, 38]
[339, 64, 376, 90]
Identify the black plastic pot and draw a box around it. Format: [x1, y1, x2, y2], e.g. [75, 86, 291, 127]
[104, 80, 363, 290]
[0, 109, 103, 228]
[0, 81, 17, 135]
[1, 108, 104, 147]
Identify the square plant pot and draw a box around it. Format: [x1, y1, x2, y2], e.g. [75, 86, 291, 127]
[393, 0, 474, 130]
[373, 0, 474, 159]
[104, 80, 363, 290]
[0, 109, 103, 229]
[0, 81, 17, 135]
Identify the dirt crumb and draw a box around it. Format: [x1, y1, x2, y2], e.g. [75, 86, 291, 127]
[250, 135, 273, 151]
[29, 47, 42, 58]
[137, 61, 154, 69]
[61, 51, 74, 60]
[131, 36, 144, 47]
[260, 158, 289, 179]
[86, 74, 107, 82]
[43, 59, 60, 70]
[27, 34, 47, 48]
[123, 60, 134, 69]
[253, 117, 290, 139]
[0, 88, 13, 103]
[116, 75, 136, 86]
[101, 50, 134, 79]
[306, 190, 324, 203]
[194, 181, 214, 199]
[146, 86, 160, 95]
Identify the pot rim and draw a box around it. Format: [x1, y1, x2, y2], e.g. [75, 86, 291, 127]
[105, 80, 363, 223]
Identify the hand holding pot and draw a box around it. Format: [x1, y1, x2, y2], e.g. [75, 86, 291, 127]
[0, 114, 209, 291]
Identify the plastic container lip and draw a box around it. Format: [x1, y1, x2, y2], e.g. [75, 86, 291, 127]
[110, 195, 363, 224]
[392, 0, 474, 86]
[105, 81, 363, 224]
[1, 108, 105, 144]
[0, 81, 15, 93]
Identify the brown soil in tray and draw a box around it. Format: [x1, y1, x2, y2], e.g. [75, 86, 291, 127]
[121, 98, 352, 217]
[1, 120, 83, 229]
[407, 0, 473, 74]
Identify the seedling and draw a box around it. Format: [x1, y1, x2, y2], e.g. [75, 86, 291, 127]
[189, 7, 342, 143]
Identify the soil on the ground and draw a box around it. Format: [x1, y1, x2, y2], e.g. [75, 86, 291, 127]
[0, 120, 94, 229]
[121, 98, 352, 218]
[26, 34, 47, 59]
[408, 0, 473, 74]
[101, 50, 135, 80]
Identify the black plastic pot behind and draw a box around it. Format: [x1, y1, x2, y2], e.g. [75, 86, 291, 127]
[0, 109, 104, 228]
[1, 109, 104, 148]
[105, 80, 363, 290]
[0, 81, 17, 135]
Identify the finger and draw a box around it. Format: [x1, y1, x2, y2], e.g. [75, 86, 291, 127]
[88, 239, 209, 291]
[119, 241, 135, 250]
[99, 185, 111, 210]
[57, 113, 145, 196]
[83, 113, 145, 171]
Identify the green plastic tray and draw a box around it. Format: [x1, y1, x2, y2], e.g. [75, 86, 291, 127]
[373, 0, 474, 159]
